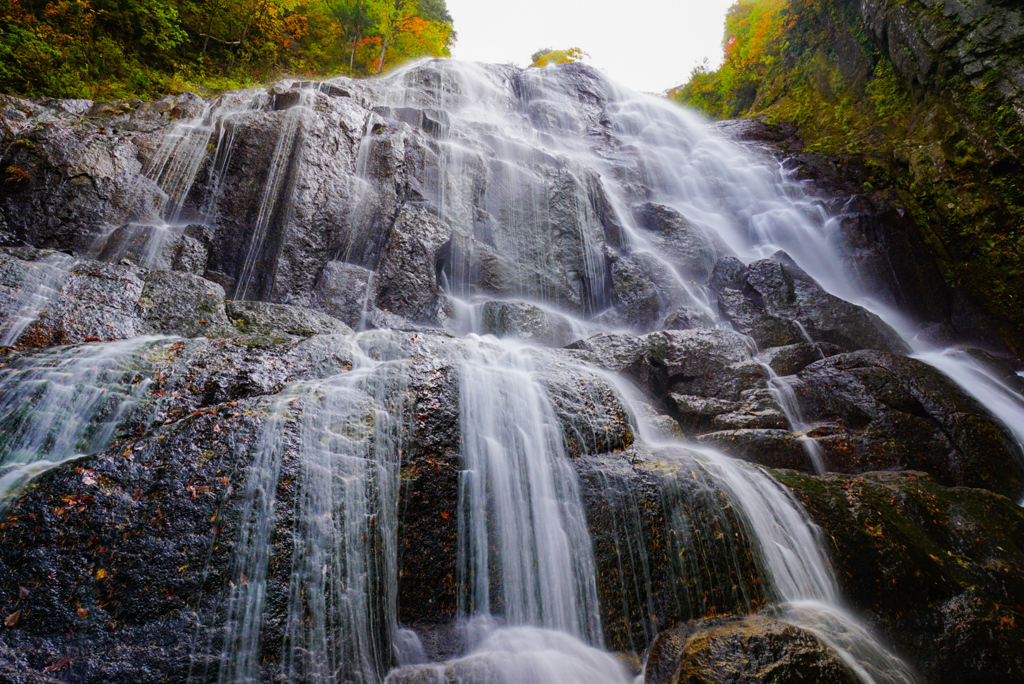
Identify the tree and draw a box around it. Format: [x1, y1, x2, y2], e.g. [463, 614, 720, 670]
[530, 47, 587, 68]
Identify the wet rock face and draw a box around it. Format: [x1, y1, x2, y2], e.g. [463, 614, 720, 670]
[2, 62, 1024, 684]
[0, 406, 265, 684]
[644, 616, 858, 684]
[479, 300, 581, 348]
[17, 261, 147, 347]
[792, 350, 1024, 496]
[631, 203, 725, 282]
[577, 448, 769, 654]
[715, 254, 909, 354]
[779, 470, 1024, 684]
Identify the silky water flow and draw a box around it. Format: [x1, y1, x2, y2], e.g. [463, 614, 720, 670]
[2, 59, 1023, 683]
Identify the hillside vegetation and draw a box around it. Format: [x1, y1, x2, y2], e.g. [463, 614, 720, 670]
[673, 0, 1024, 354]
[0, 0, 454, 99]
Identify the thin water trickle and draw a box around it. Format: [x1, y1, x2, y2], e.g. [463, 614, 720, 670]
[196, 331, 411, 684]
[235, 88, 316, 300]
[758, 361, 827, 474]
[0, 252, 76, 346]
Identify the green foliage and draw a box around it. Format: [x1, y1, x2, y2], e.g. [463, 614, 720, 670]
[671, 0, 1024, 351]
[670, 0, 789, 118]
[0, 0, 455, 99]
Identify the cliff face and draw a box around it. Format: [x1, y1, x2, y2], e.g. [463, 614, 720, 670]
[2, 60, 1024, 683]
[677, 0, 1024, 356]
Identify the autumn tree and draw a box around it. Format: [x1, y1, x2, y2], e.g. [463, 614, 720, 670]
[530, 47, 588, 68]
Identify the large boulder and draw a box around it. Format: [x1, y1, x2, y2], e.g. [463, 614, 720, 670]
[0, 402, 269, 684]
[791, 350, 1024, 496]
[479, 300, 582, 348]
[576, 447, 768, 654]
[15, 261, 146, 347]
[715, 254, 909, 354]
[644, 616, 858, 684]
[609, 252, 689, 332]
[374, 204, 451, 323]
[308, 261, 377, 329]
[778, 470, 1024, 684]
[139, 271, 233, 338]
[225, 300, 352, 339]
[631, 202, 726, 282]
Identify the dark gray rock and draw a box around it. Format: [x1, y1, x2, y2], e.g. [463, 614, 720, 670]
[755, 342, 844, 377]
[610, 252, 688, 332]
[226, 300, 352, 339]
[631, 203, 726, 281]
[375, 205, 451, 323]
[577, 446, 769, 654]
[696, 429, 811, 471]
[564, 332, 651, 375]
[17, 261, 145, 347]
[660, 306, 715, 332]
[719, 254, 909, 354]
[778, 469, 1024, 684]
[645, 329, 764, 402]
[707, 255, 746, 294]
[0, 402, 267, 684]
[479, 300, 582, 347]
[309, 261, 377, 329]
[792, 350, 1024, 495]
[139, 271, 232, 338]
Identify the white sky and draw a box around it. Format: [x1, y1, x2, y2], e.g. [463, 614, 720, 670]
[444, 0, 737, 94]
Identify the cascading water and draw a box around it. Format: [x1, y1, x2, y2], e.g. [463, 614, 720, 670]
[2, 57, 1022, 684]
[758, 361, 827, 473]
[234, 88, 315, 300]
[456, 337, 603, 642]
[195, 331, 410, 684]
[0, 251, 76, 346]
[0, 335, 172, 506]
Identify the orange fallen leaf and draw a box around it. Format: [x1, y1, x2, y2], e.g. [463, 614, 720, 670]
[96, 569, 107, 579]
[4, 610, 20, 627]
[77, 608, 88, 619]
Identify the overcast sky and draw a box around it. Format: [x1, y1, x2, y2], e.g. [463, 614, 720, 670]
[444, 0, 737, 94]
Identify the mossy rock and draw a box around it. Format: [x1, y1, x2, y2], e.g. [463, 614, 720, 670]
[645, 616, 857, 684]
[777, 469, 1024, 683]
[226, 300, 352, 339]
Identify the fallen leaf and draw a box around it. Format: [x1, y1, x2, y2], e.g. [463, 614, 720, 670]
[76, 608, 88, 619]
[4, 610, 20, 627]
[18, 585, 29, 599]
[42, 656, 71, 673]
[96, 569, 107, 579]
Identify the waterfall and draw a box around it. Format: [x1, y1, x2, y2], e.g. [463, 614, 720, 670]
[3, 58, 1022, 684]
[0, 336, 172, 506]
[0, 252, 76, 346]
[195, 331, 410, 684]
[234, 88, 315, 300]
[456, 336, 602, 643]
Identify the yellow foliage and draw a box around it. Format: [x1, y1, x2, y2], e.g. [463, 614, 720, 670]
[530, 47, 588, 68]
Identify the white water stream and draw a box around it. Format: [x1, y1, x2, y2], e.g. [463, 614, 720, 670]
[0, 336, 173, 507]
[2, 59, 1021, 683]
